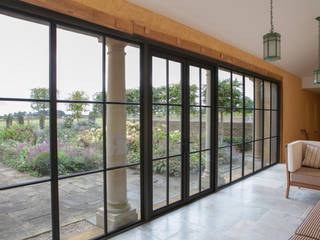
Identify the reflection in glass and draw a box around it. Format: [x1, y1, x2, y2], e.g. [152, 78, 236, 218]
[264, 81, 271, 109]
[244, 142, 253, 175]
[264, 110, 271, 138]
[201, 150, 211, 191]
[218, 147, 230, 187]
[169, 156, 181, 204]
[153, 159, 166, 210]
[271, 83, 278, 110]
[271, 138, 278, 164]
[271, 111, 278, 137]
[254, 141, 263, 171]
[189, 152, 200, 195]
[232, 145, 242, 181]
[245, 76, 254, 108]
[255, 79, 263, 109]
[255, 110, 263, 141]
[264, 139, 271, 166]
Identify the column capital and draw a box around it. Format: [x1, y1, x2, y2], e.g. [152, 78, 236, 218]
[106, 38, 127, 51]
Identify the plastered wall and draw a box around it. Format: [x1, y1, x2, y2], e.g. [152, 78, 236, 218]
[22, 0, 320, 163]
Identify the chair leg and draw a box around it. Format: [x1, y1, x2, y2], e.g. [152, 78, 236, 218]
[286, 183, 290, 198]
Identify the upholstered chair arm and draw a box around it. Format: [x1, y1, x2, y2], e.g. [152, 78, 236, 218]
[287, 141, 303, 172]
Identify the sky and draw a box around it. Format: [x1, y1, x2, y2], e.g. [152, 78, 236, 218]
[0, 13, 253, 116]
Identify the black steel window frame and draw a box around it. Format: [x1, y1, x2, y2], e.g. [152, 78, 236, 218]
[216, 66, 280, 189]
[0, 1, 281, 239]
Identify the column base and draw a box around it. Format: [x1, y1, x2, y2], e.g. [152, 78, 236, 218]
[96, 207, 138, 232]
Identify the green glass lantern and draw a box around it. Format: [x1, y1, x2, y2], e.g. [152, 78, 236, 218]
[314, 17, 320, 85]
[263, 0, 281, 62]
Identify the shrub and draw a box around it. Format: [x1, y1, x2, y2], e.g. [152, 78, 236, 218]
[33, 152, 50, 176]
[0, 125, 35, 143]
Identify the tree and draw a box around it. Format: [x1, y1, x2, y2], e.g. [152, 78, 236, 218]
[17, 112, 25, 125]
[90, 92, 103, 123]
[30, 88, 49, 129]
[67, 91, 89, 123]
[218, 79, 243, 143]
[5, 114, 13, 127]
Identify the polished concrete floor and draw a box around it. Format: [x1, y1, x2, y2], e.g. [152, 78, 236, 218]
[111, 164, 320, 240]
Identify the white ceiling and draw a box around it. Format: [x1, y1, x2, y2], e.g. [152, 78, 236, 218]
[128, 0, 320, 92]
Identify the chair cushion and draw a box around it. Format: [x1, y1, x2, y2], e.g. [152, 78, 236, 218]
[296, 201, 320, 239]
[290, 234, 315, 240]
[291, 167, 320, 187]
[303, 144, 320, 168]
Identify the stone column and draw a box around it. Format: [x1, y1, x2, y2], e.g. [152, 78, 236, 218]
[96, 38, 137, 231]
[203, 70, 211, 178]
[254, 81, 263, 160]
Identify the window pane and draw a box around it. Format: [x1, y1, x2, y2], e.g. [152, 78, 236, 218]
[271, 138, 278, 164]
[189, 152, 200, 195]
[169, 156, 181, 204]
[124, 46, 140, 103]
[0, 14, 49, 99]
[0, 101, 50, 187]
[232, 110, 243, 144]
[272, 83, 278, 110]
[190, 107, 200, 152]
[153, 105, 167, 159]
[264, 81, 271, 109]
[168, 60, 181, 104]
[190, 66, 200, 105]
[271, 111, 278, 137]
[254, 141, 263, 171]
[169, 106, 181, 156]
[106, 104, 140, 168]
[244, 142, 253, 175]
[232, 72, 243, 108]
[152, 57, 166, 104]
[0, 182, 51, 239]
[201, 150, 211, 191]
[264, 139, 271, 166]
[202, 107, 211, 150]
[57, 103, 103, 175]
[59, 173, 104, 238]
[264, 110, 271, 138]
[232, 145, 242, 181]
[245, 76, 254, 109]
[255, 79, 263, 109]
[57, 27, 102, 101]
[255, 110, 263, 141]
[245, 109, 254, 142]
[218, 68, 231, 107]
[218, 109, 231, 147]
[106, 167, 140, 232]
[153, 159, 167, 210]
[202, 68, 211, 106]
[218, 147, 230, 187]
